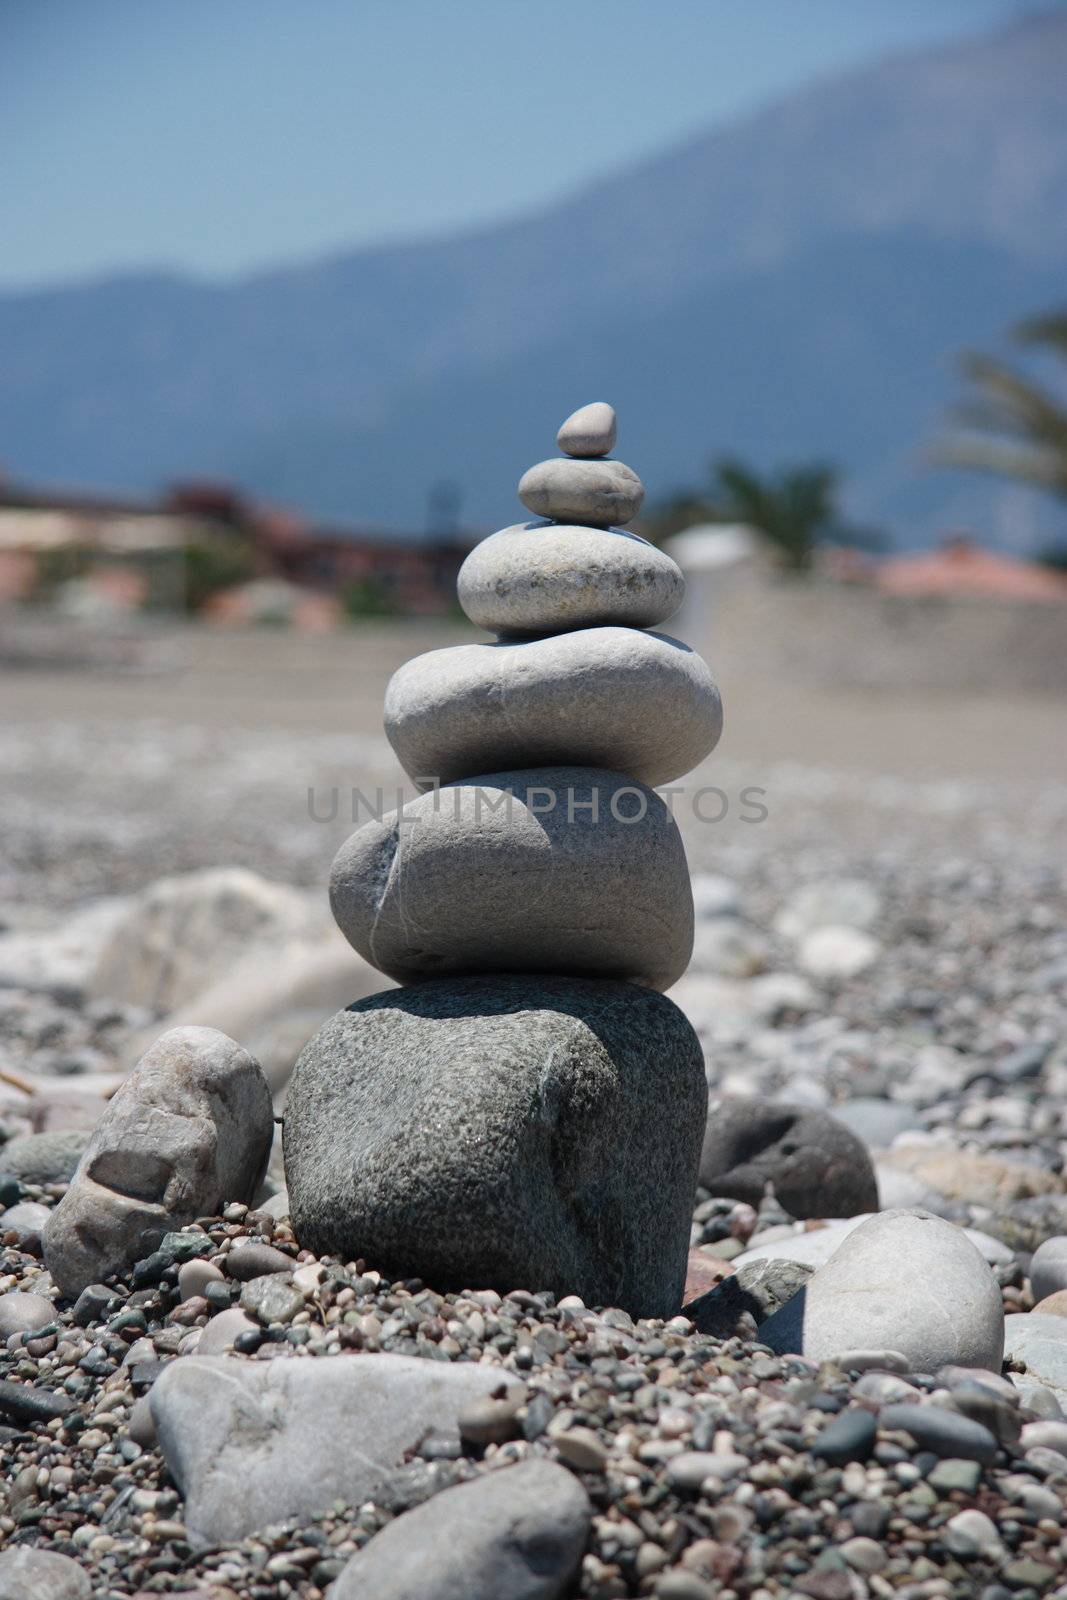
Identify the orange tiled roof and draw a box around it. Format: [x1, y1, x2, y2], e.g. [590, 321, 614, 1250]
[876, 539, 1067, 602]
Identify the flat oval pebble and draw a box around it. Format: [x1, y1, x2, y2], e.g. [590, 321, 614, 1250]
[879, 1402, 998, 1463]
[557, 400, 617, 458]
[457, 522, 684, 636]
[384, 627, 721, 789]
[758, 1208, 1004, 1372]
[330, 766, 693, 990]
[518, 457, 644, 526]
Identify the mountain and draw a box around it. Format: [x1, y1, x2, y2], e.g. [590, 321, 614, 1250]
[3, 10, 1067, 546]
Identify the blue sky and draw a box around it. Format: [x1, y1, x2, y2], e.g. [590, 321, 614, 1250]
[3, 0, 1051, 290]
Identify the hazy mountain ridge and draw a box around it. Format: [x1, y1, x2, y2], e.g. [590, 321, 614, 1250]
[2, 9, 1066, 543]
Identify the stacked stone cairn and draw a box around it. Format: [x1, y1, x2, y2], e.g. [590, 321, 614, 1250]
[284, 403, 724, 1318]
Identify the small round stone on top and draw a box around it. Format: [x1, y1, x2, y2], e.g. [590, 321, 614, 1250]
[557, 400, 617, 458]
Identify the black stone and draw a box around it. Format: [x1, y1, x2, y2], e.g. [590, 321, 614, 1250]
[811, 1407, 877, 1465]
[700, 1098, 878, 1218]
[0, 1379, 76, 1426]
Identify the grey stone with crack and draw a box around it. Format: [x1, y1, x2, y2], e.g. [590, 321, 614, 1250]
[284, 975, 706, 1317]
[699, 1097, 879, 1218]
[329, 767, 693, 991]
[149, 1352, 523, 1545]
[327, 1458, 589, 1600]
[457, 522, 684, 637]
[384, 627, 721, 791]
[43, 1026, 273, 1298]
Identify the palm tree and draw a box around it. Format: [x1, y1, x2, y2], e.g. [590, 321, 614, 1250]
[707, 457, 873, 572]
[938, 312, 1067, 503]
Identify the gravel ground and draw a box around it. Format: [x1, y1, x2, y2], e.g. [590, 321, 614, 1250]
[2, 632, 1067, 1598]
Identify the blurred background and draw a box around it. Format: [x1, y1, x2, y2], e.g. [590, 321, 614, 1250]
[2, 2, 1066, 1107]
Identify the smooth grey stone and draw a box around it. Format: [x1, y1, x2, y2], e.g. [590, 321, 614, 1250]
[43, 1027, 274, 1299]
[384, 628, 721, 791]
[0, 1202, 50, 1250]
[832, 1097, 921, 1150]
[284, 975, 706, 1318]
[1031, 1237, 1067, 1303]
[457, 522, 684, 637]
[811, 1408, 876, 1465]
[330, 767, 693, 991]
[0, 1130, 90, 1185]
[700, 1098, 878, 1219]
[196, 1307, 258, 1355]
[759, 1209, 1004, 1373]
[1004, 1313, 1067, 1402]
[0, 1291, 55, 1338]
[328, 1458, 589, 1600]
[149, 1352, 522, 1545]
[737, 1214, 1010, 1270]
[879, 1402, 998, 1464]
[177, 1258, 224, 1301]
[557, 400, 617, 459]
[684, 1257, 814, 1337]
[518, 457, 643, 527]
[0, 1547, 90, 1600]
[224, 1241, 294, 1281]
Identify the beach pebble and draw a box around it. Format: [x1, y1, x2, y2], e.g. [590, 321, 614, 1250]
[557, 400, 617, 458]
[759, 1209, 1004, 1371]
[699, 1098, 878, 1218]
[1031, 1237, 1067, 1302]
[384, 627, 721, 790]
[284, 975, 705, 1319]
[43, 1026, 274, 1298]
[879, 1402, 998, 1463]
[457, 522, 683, 636]
[798, 925, 880, 980]
[177, 1258, 225, 1300]
[518, 457, 644, 527]
[0, 1129, 91, 1185]
[1, 1201, 51, 1250]
[0, 1547, 90, 1599]
[329, 767, 693, 991]
[149, 1352, 523, 1545]
[328, 1458, 590, 1600]
[0, 1289, 55, 1338]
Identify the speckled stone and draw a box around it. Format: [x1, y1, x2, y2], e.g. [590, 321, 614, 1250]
[457, 523, 684, 637]
[284, 975, 706, 1317]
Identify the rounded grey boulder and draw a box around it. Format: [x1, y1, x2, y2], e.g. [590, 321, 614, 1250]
[328, 1458, 590, 1600]
[758, 1209, 1005, 1372]
[518, 457, 644, 527]
[284, 975, 707, 1317]
[700, 1098, 879, 1218]
[329, 766, 693, 990]
[457, 522, 684, 637]
[384, 627, 722, 790]
[558, 400, 617, 459]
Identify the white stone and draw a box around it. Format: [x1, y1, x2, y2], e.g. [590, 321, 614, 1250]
[557, 401, 617, 458]
[383, 627, 721, 790]
[519, 457, 643, 527]
[774, 880, 882, 941]
[457, 522, 684, 637]
[798, 925, 880, 980]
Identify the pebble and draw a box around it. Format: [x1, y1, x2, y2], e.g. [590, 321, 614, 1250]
[699, 1097, 878, 1218]
[0, 1200, 51, 1249]
[879, 1403, 999, 1463]
[811, 1408, 877, 1465]
[0, 1129, 90, 1184]
[557, 400, 617, 458]
[328, 1458, 590, 1600]
[329, 769, 693, 990]
[759, 1209, 1005, 1372]
[240, 1273, 303, 1324]
[224, 1241, 294, 1281]
[177, 1257, 225, 1300]
[554, 1427, 609, 1472]
[383, 626, 722, 791]
[457, 521, 684, 636]
[798, 925, 880, 980]
[43, 1025, 274, 1297]
[1031, 1236, 1067, 1302]
[0, 1546, 90, 1598]
[518, 456, 644, 527]
[0, 1290, 54, 1337]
